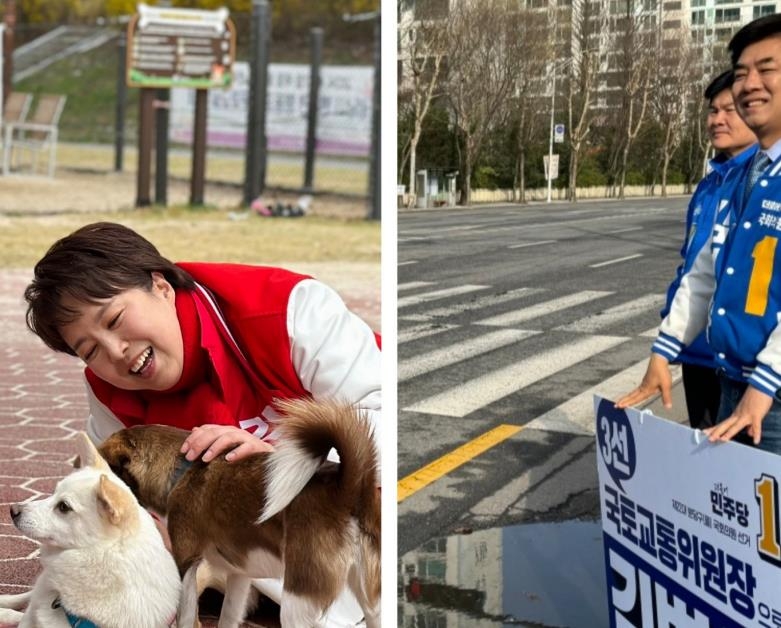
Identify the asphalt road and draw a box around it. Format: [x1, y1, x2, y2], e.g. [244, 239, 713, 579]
[397, 196, 690, 554]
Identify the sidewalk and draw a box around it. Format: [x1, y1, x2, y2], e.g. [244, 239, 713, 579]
[0, 268, 378, 627]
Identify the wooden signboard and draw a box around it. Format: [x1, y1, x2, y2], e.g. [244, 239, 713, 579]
[127, 3, 235, 89]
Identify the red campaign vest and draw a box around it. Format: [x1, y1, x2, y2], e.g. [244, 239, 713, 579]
[181, 262, 381, 358]
[180, 262, 312, 401]
[86, 263, 312, 432]
[86, 263, 380, 433]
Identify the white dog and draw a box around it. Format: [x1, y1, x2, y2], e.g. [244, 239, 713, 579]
[0, 433, 181, 628]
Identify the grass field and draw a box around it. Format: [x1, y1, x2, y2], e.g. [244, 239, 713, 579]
[56, 144, 369, 197]
[0, 210, 380, 268]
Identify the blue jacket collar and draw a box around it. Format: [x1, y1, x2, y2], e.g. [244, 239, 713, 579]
[709, 143, 758, 177]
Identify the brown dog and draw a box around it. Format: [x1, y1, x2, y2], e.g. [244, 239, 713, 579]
[98, 398, 380, 628]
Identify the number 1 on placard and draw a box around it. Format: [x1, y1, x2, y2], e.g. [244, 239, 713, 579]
[746, 235, 777, 316]
[756, 474, 781, 563]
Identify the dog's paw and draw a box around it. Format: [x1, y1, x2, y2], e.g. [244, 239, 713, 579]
[0, 606, 23, 625]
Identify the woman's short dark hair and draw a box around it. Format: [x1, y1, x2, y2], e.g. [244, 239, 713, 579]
[25, 222, 194, 355]
[729, 14, 781, 66]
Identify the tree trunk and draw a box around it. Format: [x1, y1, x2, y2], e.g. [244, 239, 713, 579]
[661, 151, 671, 198]
[398, 136, 410, 183]
[519, 149, 526, 204]
[619, 141, 630, 200]
[463, 146, 472, 206]
[661, 121, 676, 198]
[568, 144, 579, 202]
[606, 138, 621, 198]
[408, 135, 417, 208]
[515, 110, 527, 204]
[618, 101, 634, 200]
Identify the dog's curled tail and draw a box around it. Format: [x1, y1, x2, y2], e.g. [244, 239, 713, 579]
[258, 398, 378, 524]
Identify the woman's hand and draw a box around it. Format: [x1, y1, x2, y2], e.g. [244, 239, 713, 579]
[615, 353, 673, 410]
[180, 424, 274, 463]
[703, 386, 773, 445]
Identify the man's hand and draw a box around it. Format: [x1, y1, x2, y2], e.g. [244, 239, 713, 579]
[703, 386, 773, 445]
[615, 353, 673, 410]
[180, 424, 274, 463]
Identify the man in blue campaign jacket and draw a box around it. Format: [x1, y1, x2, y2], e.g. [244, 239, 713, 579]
[618, 14, 781, 454]
[660, 70, 756, 429]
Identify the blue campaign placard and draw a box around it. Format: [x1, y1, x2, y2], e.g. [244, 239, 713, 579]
[595, 395, 781, 627]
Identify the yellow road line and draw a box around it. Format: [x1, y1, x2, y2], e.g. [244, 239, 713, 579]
[397, 424, 524, 503]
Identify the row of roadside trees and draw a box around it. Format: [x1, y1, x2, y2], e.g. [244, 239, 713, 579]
[398, 0, 731, 206]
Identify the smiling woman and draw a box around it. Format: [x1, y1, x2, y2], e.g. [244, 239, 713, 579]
[22, 221, 382, 625]
[59, 278, 185, 391]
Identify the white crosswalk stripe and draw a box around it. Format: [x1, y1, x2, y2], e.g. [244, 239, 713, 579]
[399, 280, 434, 291]
[398, 284, 488, 309]
[589, 253, 643, 268]
[525, 361, 682, 435]
[399, 282, 680, 429]
[399, 323, 460, 345]
[607, 226, 643, 234]
[508, 240, 557, 249]
[556, 294, 665, 333]
[398, 236, 431, 243]
[404, 334, 627, 417]
[400, 287, 544, 322]
[399, 329, 539, 382]
[476, 290, 612, 327]
[640, 325, 660, 338]
[401, 225, 480, 237]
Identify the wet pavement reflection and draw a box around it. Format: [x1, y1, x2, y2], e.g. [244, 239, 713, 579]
[398, 519, 608, 627]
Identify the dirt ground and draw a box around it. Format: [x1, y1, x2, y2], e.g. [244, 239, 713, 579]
[0, 169, 370, 219]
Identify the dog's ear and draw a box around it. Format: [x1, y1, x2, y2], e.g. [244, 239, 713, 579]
[96, 474, 138, 527]
[76, 432, 109, 471]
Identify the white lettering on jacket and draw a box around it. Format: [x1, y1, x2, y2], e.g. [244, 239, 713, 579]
[239, 416, 270, 438]
[763, 199, 781, 212]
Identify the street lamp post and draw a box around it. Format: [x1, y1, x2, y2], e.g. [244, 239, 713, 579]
[546, 63, 557, 204]
[546, 56, 574, 204]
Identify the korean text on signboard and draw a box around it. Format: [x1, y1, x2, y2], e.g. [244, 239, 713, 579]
[127, 3, 236, 89]
[595, 395, 781, 627]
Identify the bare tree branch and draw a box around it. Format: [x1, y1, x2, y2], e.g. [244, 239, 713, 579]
[398, 7, 446, 207]
[441, 0, 520, 205]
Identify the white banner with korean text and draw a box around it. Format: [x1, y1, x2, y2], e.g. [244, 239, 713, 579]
[595, 395, 781, 627]
[169, 61, 372, 157]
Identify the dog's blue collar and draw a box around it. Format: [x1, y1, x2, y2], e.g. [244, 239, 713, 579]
[52, 598, 99, 628]
[52, 597, 175, 627]
[65, 610, 99, 628]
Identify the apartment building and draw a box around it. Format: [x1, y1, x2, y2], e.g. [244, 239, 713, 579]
[399, 0, 777, 105]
